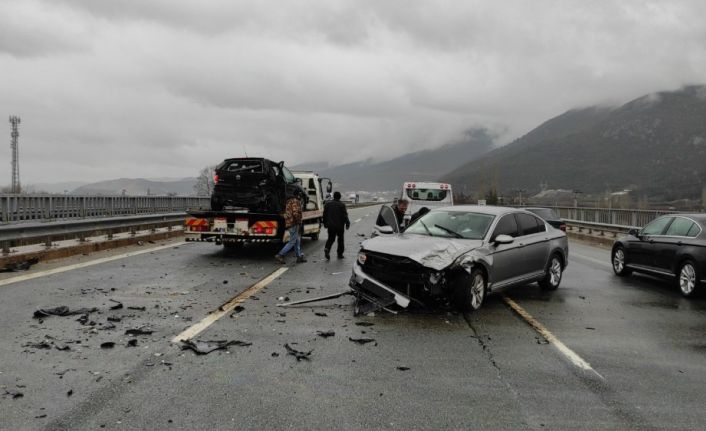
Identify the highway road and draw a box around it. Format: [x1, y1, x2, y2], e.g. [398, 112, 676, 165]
[1, 205, 705, 430]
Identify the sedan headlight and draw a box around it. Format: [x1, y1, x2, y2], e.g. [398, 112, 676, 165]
[357, 252, 367, 265]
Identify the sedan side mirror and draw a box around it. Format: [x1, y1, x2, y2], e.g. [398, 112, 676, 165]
[628, 228, 640, 237]
[493, 234, 514, 245]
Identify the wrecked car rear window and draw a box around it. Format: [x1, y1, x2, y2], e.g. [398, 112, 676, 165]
[223, 160, 264, 173]
[405, 211, 494, 240]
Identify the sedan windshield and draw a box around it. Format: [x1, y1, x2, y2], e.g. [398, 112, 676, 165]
[405, 211, 495, 239]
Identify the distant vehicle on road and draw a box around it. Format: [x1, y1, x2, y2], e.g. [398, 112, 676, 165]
[350, 205, 568, 314]
[611, 214, 706, 297]
[400, 181, 454, 224]
[525, 207, 566, 231]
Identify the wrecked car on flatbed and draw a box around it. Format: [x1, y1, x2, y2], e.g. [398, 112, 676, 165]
[350, 205, 569, 313]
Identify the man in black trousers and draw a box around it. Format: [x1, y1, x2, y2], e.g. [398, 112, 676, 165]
[323, 191, 350, 260]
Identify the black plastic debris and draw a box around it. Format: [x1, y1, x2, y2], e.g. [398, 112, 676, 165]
[127, 306, 146, 311]
[107, 316, 122, 323]
[55, 344, 71, 351]
[109, 300, 123, 310]
[126, 339, 138, 348]
[316, 330, 335, 338]
[284, 343, 312, 361]
[33, 306, 98, 319]
[0, 257, 39, 273]
[396, 366, 410, 371]
[100, 323, 116, 331]
[348, 337, 376, 345]
[354, 322, 375, 327]
[24, 341, 52, 350]
[271, 352, 279, 357]
[125, 328, 154, 336]
[314, 312, 328, 317]
[67, 389, 73, 397]
[180, 339, 252, 355]
[76, 314, 90, 325]
[100, 342, 115, 349]
[3, 389, 24, 399]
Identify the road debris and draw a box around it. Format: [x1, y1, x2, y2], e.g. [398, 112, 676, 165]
[314, 312, 328, 317]
[125, 328, 154, 336]
[100, 342, 116, 349]
[109, 300, 123, 310]
[126, 339, 138, 347]
[316, 330, 335, 338]
[23, 340, 52, 350]
[284, 344, 312, 361]
[354, 322, 375, 327]
[180, 339, 252, 355]
[127, 306, 146, 311]
[3, 389, 24, 399]
[0, 257, 39, 273]
[67, 389, 73, 397]
[276, 290, 353, 307]
[396, 366, 410, 371]
[348, 337, 376, 345]
[33, 306, 98, 319]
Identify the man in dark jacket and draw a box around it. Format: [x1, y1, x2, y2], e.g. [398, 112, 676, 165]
[323, 191, 350, 260]
[376, 198, 409, 231]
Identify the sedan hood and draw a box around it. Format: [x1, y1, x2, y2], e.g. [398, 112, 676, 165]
[361, 234, 484, 271]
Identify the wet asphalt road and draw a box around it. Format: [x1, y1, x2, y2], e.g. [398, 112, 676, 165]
[1, 206, 706, 430]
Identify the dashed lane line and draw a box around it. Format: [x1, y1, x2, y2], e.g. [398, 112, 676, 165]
[572, 253, 612, 269]
[171, 267, 288, 342]
[503, 295, 604, 380]
[0, 242, 184, 288]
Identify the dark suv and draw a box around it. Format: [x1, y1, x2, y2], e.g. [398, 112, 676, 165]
[210, 158, 305, 213]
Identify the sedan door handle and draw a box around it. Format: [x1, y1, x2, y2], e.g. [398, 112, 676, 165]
[677, 241, 683, 246]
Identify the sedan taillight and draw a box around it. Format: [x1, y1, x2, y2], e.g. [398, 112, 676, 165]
[560, 224, 567, 232]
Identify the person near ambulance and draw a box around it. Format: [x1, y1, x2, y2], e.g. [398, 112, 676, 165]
[323, 191, 350, 260]
[275, 195, 307, 264]
[376, 198, 409, 231]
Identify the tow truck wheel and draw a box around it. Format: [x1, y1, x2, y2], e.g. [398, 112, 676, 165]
[453, 268, 487, 312]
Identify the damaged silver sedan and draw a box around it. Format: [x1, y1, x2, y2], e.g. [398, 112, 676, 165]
[350, 205, 569, 314]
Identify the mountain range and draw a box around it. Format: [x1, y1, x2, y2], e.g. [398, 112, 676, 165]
[442, 85, 706, 201]
[293, 129, 494, 190]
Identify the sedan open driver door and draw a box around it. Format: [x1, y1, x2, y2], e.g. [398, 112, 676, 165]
[373, 205, 400, 237]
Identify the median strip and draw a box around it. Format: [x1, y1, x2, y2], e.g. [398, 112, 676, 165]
[171, 267, 288, 343]
[503, 295, 604, 380]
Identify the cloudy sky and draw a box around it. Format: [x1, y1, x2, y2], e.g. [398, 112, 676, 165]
[2, 0, 706, 184]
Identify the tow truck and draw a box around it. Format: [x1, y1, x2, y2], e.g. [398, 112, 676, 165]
[184, 158, 332, 248]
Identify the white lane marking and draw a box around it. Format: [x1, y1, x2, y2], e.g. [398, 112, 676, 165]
[0, 242, 184, 288]
[503, 296, 604, 380]
[572, 253, 612, 269]
[171, 267, 288, 342]
[353, 218, 362, 223]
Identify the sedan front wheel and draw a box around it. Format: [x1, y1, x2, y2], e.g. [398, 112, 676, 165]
[454, 268, 487, 312]
[678, 260, 700, 298]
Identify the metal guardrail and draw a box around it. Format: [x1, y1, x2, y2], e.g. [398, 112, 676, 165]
[548, 206, 677, 228]
[0, 213, 187, 254]
[0, 195, 210, 224]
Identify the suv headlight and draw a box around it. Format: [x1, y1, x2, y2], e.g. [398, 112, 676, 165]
[357, 252, 367, 265]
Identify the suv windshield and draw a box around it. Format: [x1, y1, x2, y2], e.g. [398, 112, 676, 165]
[405, 211, 494, 239]
[406, 188, 448, 201]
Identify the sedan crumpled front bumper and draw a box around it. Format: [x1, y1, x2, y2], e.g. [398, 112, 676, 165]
[349, 262, 411, 309]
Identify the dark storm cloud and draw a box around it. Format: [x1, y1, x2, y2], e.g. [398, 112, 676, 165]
[1, 1, 706, 184]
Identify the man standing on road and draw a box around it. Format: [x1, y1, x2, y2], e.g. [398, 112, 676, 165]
[323, 191, 350, 260]
[275, 195, 307, 264]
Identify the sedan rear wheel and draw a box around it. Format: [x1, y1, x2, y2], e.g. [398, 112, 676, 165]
[678, 260, 700, 298]
[454, 268, 487, 312]
[539, 254, 562, 291]
[612, 246, 632, 277]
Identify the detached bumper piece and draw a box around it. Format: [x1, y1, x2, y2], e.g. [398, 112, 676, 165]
[350, 263, 411, 315]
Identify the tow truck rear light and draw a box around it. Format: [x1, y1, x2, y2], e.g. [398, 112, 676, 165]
[185, 218, 210, 232]
[250, 221, 278, 236]
[213, 173, 219, 183]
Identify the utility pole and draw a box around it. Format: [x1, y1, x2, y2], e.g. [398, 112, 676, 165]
[9, 116, 21, 194]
